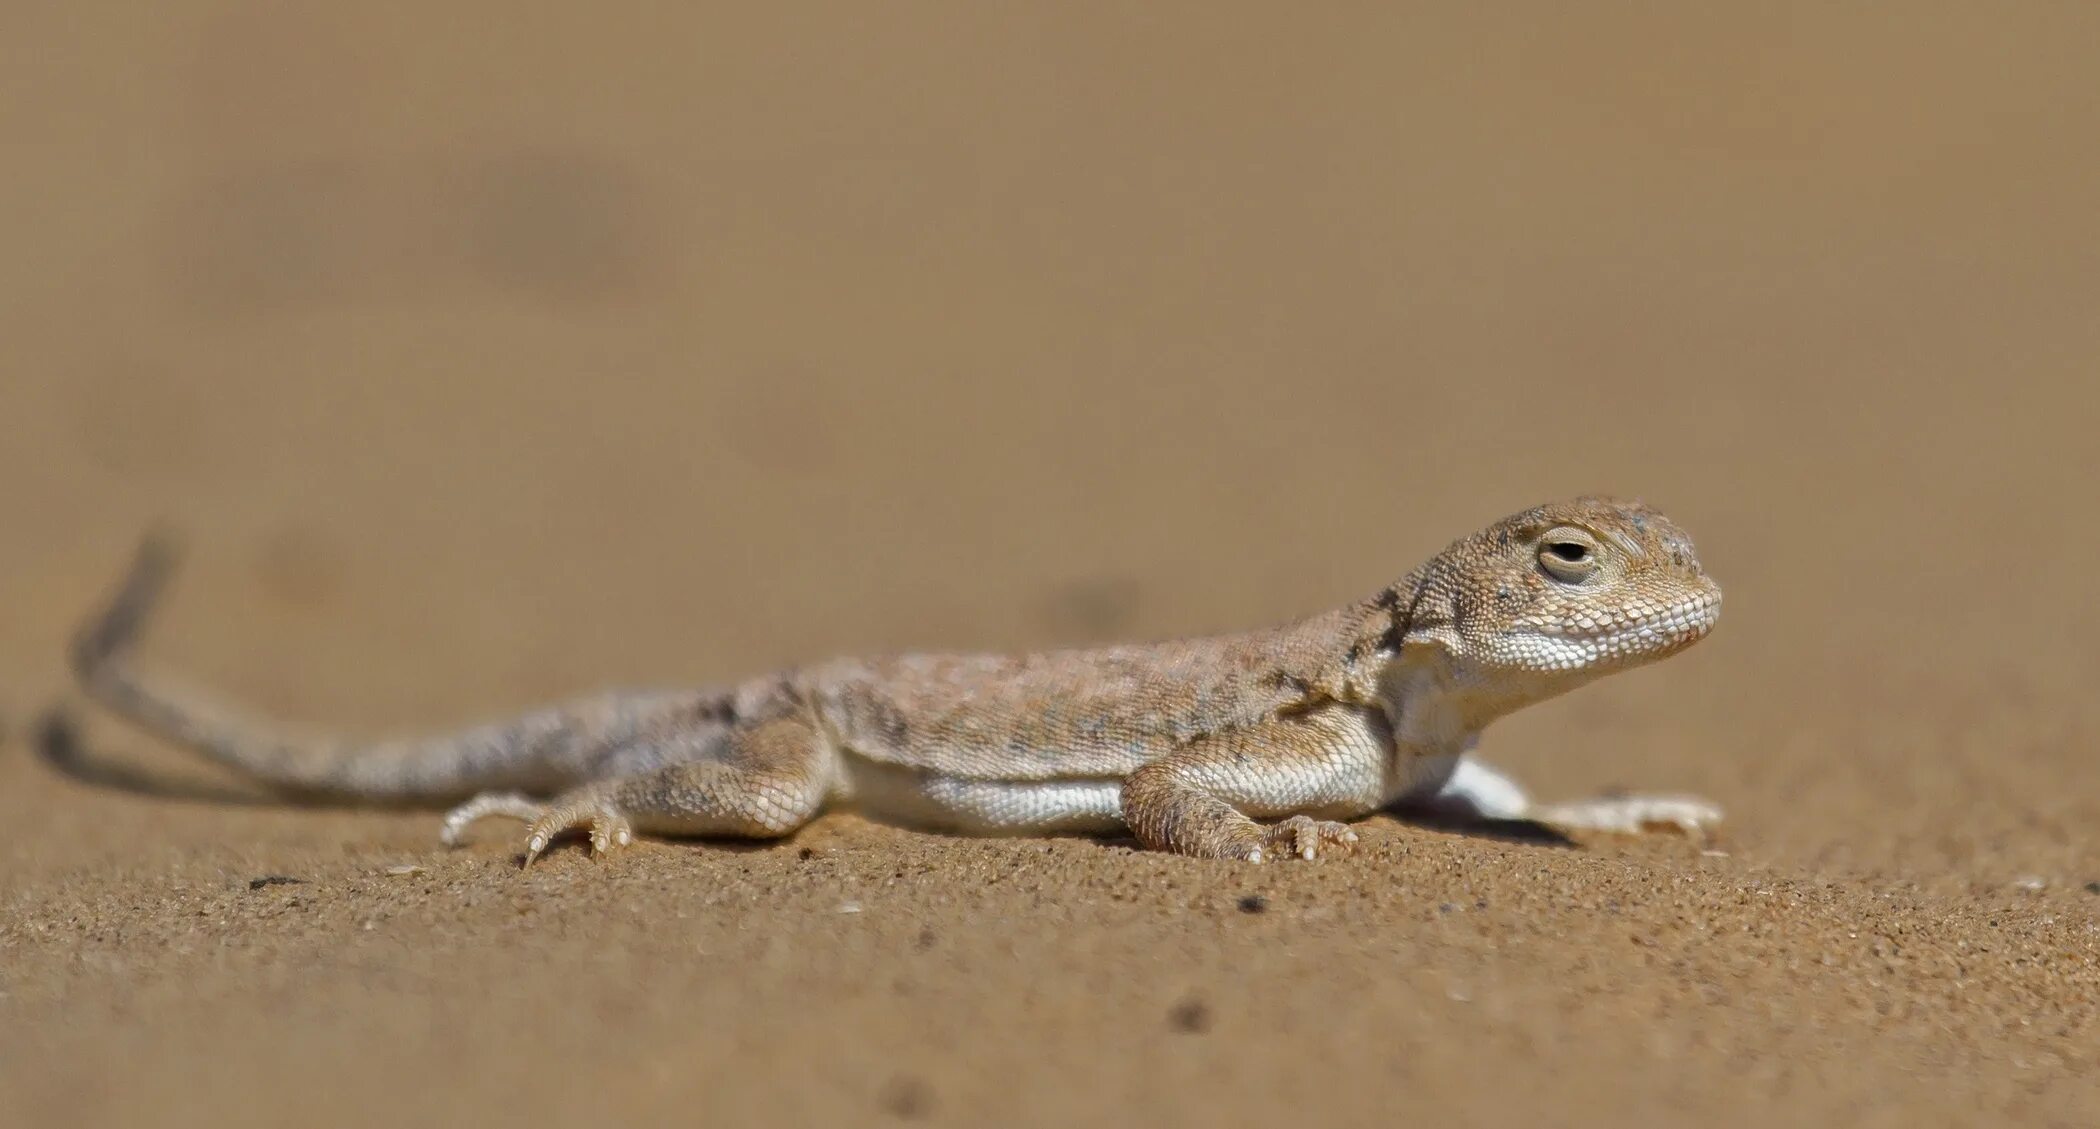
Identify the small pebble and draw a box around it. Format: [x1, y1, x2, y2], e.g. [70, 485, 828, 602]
[384, 865, 426, 878]
[2014, 875, 2047, 893]
[1168, 997, 1211, 1033]
[879, 1074, 934, 1119]
[1237, 894, 1268, 914]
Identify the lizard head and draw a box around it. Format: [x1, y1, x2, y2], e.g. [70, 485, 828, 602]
[1398, 496, 1721, 693]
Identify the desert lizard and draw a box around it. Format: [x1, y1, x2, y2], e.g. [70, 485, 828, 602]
[68, 496, 1723, 864]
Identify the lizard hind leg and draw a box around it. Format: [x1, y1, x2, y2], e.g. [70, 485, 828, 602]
[517, 713, 833, 866]
[439, 792, 548, 847]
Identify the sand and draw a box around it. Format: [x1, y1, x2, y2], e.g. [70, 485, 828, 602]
[3, 5, 2098, 1126]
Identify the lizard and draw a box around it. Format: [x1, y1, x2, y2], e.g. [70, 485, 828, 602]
[66, 495, 1723, 865]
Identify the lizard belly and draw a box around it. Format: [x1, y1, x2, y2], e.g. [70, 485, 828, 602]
[839, 753, 1126, 835]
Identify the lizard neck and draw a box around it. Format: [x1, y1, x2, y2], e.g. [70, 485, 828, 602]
[1261, 569, 1582, 745]
[1341, 572, 1573, 753]
[1371, 645, 1561, 754]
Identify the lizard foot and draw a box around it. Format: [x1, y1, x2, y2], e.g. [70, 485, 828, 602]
[1249, 815, 1359, 863]
[1529, 795, 1722, 842]
[440, 792, 546, 847]
[521, 796, 635, 866]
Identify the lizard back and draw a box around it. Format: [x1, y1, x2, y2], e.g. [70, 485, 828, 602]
[798, 606, 1377, 781]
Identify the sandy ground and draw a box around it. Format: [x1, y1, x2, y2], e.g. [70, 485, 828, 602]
[4, 5, 2100, 1126]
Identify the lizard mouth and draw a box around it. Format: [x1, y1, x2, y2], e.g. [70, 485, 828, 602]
[1532, 588, 1722, 644]
[1500, 587, 1722, 670]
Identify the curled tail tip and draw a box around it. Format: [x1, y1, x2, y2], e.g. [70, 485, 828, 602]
[70, 531, 184, 681]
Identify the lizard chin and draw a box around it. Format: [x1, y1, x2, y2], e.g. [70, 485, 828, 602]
[1491, 588, 1722, 675]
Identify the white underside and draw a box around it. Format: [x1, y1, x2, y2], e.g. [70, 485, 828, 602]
[838, 754, 1128, 835]
[830, 749, 1719, 839]
[836, 749, 1519, 837]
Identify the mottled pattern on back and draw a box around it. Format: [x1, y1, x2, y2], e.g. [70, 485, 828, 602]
[799, 605, 1382, 780]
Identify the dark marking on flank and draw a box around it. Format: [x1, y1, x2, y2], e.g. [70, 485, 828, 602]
[1271, 672, 1314, 698]
[688, 695, 740, 727]
[1376, 616, 1407, 655]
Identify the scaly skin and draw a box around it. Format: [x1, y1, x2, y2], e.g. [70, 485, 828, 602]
[69, 496, 1723, 864]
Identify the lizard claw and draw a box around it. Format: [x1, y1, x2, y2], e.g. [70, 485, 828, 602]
[520, 797, 635, 867]
[1252, 815, 1359, 863]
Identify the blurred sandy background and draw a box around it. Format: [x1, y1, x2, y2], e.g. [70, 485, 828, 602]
[3, 4, 2098, 1126]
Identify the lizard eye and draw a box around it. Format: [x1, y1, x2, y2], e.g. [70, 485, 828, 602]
[1538, 529, 1601, 582]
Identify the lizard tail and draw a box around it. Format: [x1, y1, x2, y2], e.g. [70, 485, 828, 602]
[69, 535, 712, 803]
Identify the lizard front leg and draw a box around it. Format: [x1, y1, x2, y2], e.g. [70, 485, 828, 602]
[1120, 707, 1390, 862]
[1421, 756, 1721, 841]
[446, 713, 833, 864]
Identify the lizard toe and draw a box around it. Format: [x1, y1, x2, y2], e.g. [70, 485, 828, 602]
[522, 798, 635, 866]
[1260, 815, 1360, 862]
